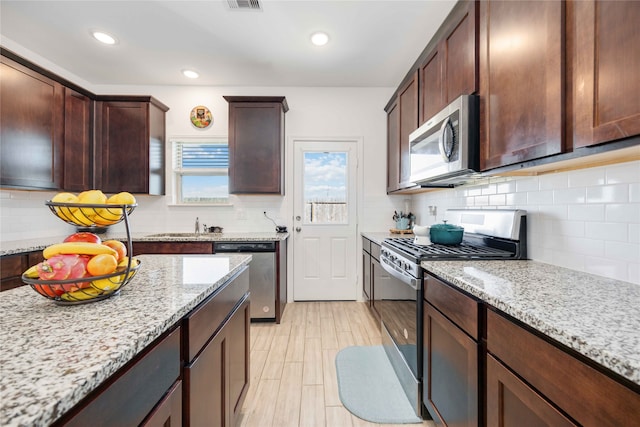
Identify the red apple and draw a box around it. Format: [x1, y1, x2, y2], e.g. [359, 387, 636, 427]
[63, 232, 101, 244]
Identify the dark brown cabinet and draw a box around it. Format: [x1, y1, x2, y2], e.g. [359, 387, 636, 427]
[487, 309, 640, 427]
[224, 96, 288, 195]
[183, 268, 250, 427]
[55, 327, 182, 427]
[0, 250, 44, 292]
[572, 1, 640, 148]
[132, 241, 214, 256]
[385, 72, 418, 193]
[141, 380, 183, 427]
[479, 0, 565, 170]
[423, 274, 480, 427]
[362, 237, 372, 305]
[64, 88, 93, 191]
[95, 97, 168, 195]
[419, 0, 477, 124]
[0, 54, 64, 190]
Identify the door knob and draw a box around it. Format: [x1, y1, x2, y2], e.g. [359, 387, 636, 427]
[295, 227, 302, 232]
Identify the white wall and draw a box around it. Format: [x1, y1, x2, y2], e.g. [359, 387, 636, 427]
[412, 160, 640, 285]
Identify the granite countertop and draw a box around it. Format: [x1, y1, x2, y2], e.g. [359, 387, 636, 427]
[0, 232, 289, 257]
[361, 231, 412, 245]
[0, 253, 252, 427]
[422, 260, 640, 387]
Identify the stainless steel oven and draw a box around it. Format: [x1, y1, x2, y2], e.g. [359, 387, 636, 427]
[379, 209, 527, 419]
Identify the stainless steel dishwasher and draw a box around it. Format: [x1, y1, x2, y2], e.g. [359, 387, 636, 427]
[213, 241, 276, 321]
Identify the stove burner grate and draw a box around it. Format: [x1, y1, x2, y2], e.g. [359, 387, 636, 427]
[384, 237, 515, 260]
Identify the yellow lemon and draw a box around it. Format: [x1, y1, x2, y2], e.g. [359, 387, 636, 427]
[95, 207, 122, 223]
[107, 191, 136, 205]
[51, 192, 78, 221]
[78, 189, 107, 204]
[90, 277, 122, 292]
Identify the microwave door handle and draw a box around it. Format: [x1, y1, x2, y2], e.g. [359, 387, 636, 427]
[438, 117, 454, 162]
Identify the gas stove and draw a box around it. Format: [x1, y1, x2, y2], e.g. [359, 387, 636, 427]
[382, 209, 527, 276]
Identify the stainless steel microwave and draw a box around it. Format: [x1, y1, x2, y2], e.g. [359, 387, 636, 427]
[409, 94, 480, 186]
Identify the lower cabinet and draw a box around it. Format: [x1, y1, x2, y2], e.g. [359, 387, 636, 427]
[141, 380, 183, 427]
[423, 274, 480, 427]
[1, 250, 45, 291]
[132, 241, 214, 256]
[55, 326, 182, 427]
[362, 237, 372, 305]
[486, 309, 640, 427]
[183, 268, 250, 427]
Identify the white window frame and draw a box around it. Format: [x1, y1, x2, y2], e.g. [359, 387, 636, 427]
[171, 136, 232, 206]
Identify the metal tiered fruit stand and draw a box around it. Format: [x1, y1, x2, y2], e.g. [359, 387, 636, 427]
[21, 201, 141, 305]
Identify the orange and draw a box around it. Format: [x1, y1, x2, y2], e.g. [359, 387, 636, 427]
[87, 254, 118, 276]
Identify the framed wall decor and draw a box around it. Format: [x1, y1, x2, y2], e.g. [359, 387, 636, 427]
[190, 105, 213, 128]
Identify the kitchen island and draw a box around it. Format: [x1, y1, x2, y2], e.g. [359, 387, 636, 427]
[0, 253, 251, 427]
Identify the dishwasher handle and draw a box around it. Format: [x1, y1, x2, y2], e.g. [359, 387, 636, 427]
[214, 241, 276, 252]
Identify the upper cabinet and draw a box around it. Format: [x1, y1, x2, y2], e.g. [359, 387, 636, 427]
[478, 0, 565, 171]
[419, 0, 477, 124]
[95, 97, 168, 195]
[224, 96, 288, 195]
[0, 49, 168, 194]
[385, 71, 419, 193]
[0, 54, 64, 190]
[572, 1, 640, 148]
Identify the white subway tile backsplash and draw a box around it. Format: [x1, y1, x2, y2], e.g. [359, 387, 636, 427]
[568, 204, 605, 221]
[569, 167, 606, 187]
[606, 161, 640, 184]
[586, 184, 629, 204]
[553, 187, 586, 204]
[605, 203, 640, 223]
[413, 159, 640, 285]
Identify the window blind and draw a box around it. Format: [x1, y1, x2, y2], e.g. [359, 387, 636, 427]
[175, 143, 229, 170]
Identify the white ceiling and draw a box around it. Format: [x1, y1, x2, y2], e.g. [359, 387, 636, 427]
[0, 0, 457, 88]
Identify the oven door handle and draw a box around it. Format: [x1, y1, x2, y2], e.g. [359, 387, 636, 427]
[380, 258, 419, 291]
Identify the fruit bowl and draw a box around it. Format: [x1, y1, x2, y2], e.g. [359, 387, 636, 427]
[22, 259, 141, 305]
[46, 201, 137, 228]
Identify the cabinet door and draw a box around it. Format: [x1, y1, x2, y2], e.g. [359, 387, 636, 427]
[64, 88, 93, 191]
[479, 0, 564, 170]
[132, 242, 213, 256]
[227, 101, 285, 194]
[398, 71, 419, 186]
[0, 55, 64, 190]
[386, 98, 400, 193]
[420, 50, 443, 125]
[97, 101, 149, 194]
[444, 0, 477, 105]
[362, 250, 371, 303]
[185, 328, 226, 427]
[228, 299, 250, 427]
[573, 1, 640, 148]
[487, 355, 577, 427]
[141, 380, 183, 427]
[423, 302, 478, 427]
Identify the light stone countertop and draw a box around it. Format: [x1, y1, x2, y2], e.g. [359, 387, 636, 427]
[421, 260, 640, 387]
[0, 253, 252, 427]
[0, 232, 289, 257]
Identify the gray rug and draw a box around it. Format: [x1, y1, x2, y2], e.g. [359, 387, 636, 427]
[335, 345, 422, 424]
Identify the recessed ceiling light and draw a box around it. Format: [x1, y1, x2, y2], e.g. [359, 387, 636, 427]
[310, 32, 329, 46]
[92, 31, 117, 45]
[182, 69, 200, 79]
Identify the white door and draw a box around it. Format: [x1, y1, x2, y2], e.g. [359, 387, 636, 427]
[293, 140, 358, 301]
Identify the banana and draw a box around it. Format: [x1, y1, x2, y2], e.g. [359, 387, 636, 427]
[43, 242, 117, 259]
[22, 265, 40, 279]
[59, 287, 105, 302]
[90, 277, 122, 292]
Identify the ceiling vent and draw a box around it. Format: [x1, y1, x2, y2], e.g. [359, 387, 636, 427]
[226, 0, 262, 11]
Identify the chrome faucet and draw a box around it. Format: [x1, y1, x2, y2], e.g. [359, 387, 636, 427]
[195, 217, 200, 234]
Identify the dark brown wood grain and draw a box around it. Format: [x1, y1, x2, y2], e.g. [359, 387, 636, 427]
[487, 309, 640, 427]
[479, 0, 565, 170]
[132, 242, 214, 256]
[398, 71, 419, 186]
[225, 97, 286, 194]
[140, 380, 183, 427]
[63, 88, 93, 191]
[276, 240, 287, 323]
[420, 50, 443, 123]
[386, 97, 400, 193]
[425, 274, 479, 340]
[572, 0, 640, 148]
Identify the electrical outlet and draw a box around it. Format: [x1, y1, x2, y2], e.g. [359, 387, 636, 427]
[428, 206, 437, 216]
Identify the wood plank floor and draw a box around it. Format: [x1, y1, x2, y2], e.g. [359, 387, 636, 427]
[238, 301, 435, 427]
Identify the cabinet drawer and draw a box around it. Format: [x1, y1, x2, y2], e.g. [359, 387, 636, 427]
[487, 309, 640, 427]
[59, 326, 181, 427]
[183, 267, 249, 362]
[0, 254, 25, 279]
[425, 274, 479, 340]
[370, 242, 381, 261]
[141, 380, 182, 427]
[362, 237, 371, 254]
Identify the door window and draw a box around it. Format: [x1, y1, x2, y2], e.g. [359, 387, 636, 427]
[303, 151, 348, 224]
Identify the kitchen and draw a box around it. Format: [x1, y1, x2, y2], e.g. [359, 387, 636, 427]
[1, 1, 640, 426]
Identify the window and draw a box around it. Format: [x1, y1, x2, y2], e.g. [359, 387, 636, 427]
[303, 151, 348, 224]
[173, 138, 230, 204]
